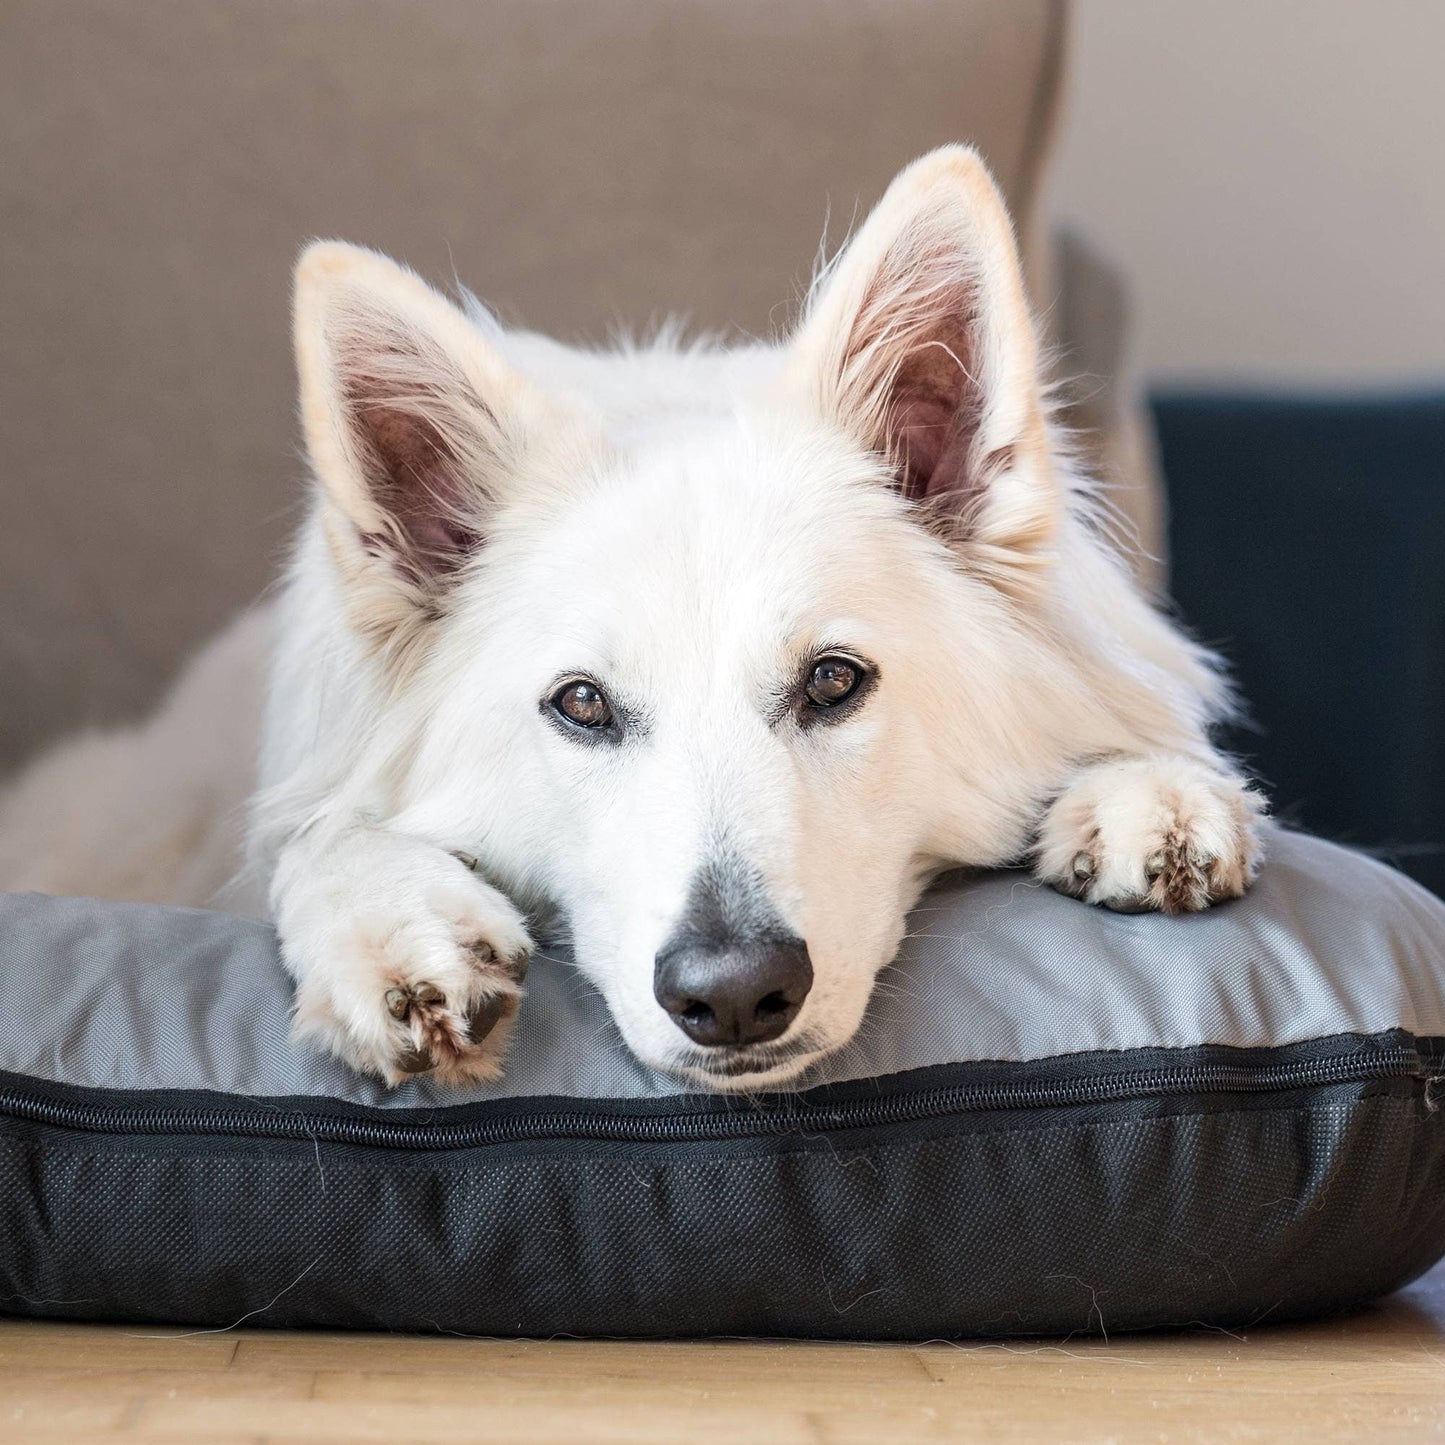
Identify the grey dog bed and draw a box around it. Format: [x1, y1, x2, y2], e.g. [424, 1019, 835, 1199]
[1, 825, 1443, 1339]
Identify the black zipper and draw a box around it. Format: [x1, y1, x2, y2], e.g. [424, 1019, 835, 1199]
[0, 1042, 1431, 1151]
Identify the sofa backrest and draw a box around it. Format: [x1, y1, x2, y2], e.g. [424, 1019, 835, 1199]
[0, 0, 1094, 769]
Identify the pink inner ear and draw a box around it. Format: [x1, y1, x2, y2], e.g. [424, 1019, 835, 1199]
[838, 249, 991, 514]
[351, 397, 481, 583]
[885, 305, 986, 509]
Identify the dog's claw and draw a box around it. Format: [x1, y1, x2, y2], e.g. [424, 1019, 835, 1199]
[384, 987, 411, 1020]
[1071, 852, 1095, 881]
[412, 981, 445, 1006]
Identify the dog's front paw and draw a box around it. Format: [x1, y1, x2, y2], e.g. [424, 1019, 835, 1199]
[1035, 755, 1264, 914]
[282, 841, 534, 1086]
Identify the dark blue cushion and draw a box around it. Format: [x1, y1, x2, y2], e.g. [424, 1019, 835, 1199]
[1156, 392, 1445, 896]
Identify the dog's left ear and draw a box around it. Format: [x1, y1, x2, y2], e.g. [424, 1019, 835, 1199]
[788, 146, 1057, 567]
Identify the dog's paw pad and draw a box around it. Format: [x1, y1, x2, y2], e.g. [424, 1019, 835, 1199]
[374, 964, 523, 1084]
[395, 1044, 437, 1075]
[465, 993, 512, 1044]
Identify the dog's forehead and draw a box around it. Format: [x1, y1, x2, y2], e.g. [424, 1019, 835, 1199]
[532, 419, 908, 622]
[456, 413, 954, 697]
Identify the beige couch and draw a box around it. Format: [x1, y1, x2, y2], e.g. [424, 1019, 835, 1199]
[0, 0, 1160, 772]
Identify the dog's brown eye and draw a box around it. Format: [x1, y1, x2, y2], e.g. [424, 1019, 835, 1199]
[553, 680, 612, 729]
[805, 656, 863, 707]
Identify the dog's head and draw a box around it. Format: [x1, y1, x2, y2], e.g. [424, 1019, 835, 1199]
[291, 147, 1074, 1087]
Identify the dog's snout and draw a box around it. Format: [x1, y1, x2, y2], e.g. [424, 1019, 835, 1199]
[653, 936, 813, 1047]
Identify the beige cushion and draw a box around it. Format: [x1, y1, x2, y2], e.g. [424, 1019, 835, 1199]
[0, 0, 1142, 770]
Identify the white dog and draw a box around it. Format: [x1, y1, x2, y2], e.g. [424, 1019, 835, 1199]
[0, 148, 1262, 1090]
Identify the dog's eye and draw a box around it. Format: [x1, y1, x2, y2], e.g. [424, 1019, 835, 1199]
[551, 679, 613, 730]
[804, 656, 864, 708]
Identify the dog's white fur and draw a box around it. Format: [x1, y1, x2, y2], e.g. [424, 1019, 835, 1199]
[0, 148, 1262, 1089]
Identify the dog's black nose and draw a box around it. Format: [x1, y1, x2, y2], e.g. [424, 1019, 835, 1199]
[654, 936, 813, 1047]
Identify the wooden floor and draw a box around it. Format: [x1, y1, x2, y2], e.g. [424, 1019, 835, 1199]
[3, 1263, 1443, 1443]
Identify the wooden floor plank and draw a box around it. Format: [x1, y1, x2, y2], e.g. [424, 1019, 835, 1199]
[0, 1262, 1441, 1443]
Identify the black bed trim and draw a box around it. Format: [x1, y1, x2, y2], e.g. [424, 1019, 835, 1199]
[3, 1029, 1444, 1339]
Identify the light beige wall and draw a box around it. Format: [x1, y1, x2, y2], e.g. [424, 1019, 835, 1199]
[1049, 0, 1445, 386]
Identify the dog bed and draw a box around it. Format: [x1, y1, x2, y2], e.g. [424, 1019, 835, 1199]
[1, 825, 1442, 1339]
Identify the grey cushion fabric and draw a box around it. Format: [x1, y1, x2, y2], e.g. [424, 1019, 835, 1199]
[1, 826, 1442, 1102]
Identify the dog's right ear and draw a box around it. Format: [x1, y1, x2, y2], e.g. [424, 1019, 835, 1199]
[786, 147, 1058, 591]
[292, 242, 561, 637]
